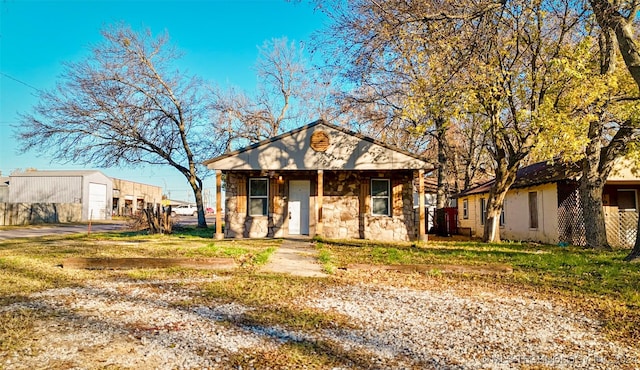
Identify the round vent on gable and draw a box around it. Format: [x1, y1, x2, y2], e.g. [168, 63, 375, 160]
[310, 130, 330, 152]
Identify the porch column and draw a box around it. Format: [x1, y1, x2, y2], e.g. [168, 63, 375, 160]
[418, 169, 427, 241]
[215, 170, 224, 240]
[316, 170, 324, 237]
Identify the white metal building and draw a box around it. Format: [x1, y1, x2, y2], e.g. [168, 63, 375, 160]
[9, 170, 113, 221]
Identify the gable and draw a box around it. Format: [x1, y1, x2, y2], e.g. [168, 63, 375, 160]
[205, 120, 430, 171]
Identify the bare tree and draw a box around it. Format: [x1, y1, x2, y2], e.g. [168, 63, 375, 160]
[211, 37, 336, 146]
[15, 24, 218, 228]
[316, 0, 484, 217]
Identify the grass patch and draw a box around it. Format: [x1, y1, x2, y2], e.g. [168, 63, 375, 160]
[1, 229, 638, 357]
[318, 237, 640, 345]
[316, 242, 335, 274]
[0, 309, 38, 353]
[202, 273, 352, 331]
[253, 247, 276, 266]
[0, 232, 281, 302]
[228, 339, 386, 369]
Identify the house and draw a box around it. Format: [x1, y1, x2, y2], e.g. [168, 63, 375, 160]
[204, 120, 433, 241]
[7, 170, 113, 222]
[457, 159, 639, 247]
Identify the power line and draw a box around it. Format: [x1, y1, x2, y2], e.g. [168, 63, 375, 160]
[0, 72, 41, 92]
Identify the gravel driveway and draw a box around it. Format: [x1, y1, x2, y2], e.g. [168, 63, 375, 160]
[2, 275, 638, 369]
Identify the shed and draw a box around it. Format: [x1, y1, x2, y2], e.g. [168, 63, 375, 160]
[204, 120, 433, 241]
[9, 170, 113, 221]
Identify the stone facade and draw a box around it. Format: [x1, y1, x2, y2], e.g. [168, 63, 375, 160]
[224, 172, 250, 238]
[224, 170, 416, 241]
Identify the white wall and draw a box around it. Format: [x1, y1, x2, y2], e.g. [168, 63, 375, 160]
[500, 183, 559, 244]
[458, 182, 560, 244]
[10, 176, 83, 203]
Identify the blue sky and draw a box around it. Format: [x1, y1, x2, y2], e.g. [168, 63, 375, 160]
[0, 0, 327, 203]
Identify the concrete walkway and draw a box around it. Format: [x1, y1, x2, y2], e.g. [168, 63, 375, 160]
[260, 236, 328, 277]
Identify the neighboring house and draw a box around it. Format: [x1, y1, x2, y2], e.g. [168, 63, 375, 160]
[8, 170, 113, 221]
[111, 178, 163, 216]
[204, 120, 433, 241]
[457, 159, 639, 247]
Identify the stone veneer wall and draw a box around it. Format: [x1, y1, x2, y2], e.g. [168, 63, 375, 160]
[0, 203, 82, 226]
[224, 172, 248, 238]
[323, 171, 415, 241]
[323, 172, 361, 239]
[225, 170, 416, 241]
[363, 171, 415, 241]
[224, 172, 286, 238]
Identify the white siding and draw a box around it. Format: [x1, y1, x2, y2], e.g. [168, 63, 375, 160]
[81, 172, 112, 221]
[207, 123, 429, 171]
[9, 176, 83, 203]
[459, 183, 560, 244]
[458, 194, 485, 237]
[501, 183, 559, 243]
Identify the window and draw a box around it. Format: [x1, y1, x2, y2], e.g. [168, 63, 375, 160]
[371, 179, 390, 216]
[249, 178, 268, 216]
[480, 198, 487, 225]
[529, 191, 538, 229]
[462, 199, 469, 219]
[500, 207, 505, 226]
[618, 190, 637, 211]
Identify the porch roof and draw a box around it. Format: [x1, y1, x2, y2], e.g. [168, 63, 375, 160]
[204, 120, 432, 171]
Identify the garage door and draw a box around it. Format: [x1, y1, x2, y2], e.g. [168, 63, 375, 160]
[88, 183, 107, 220]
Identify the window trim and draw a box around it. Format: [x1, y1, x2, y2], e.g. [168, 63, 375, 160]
[371, 179, 391, 216]
[528, 191, 539, 229]
[462, 199, 469, 219]
[248, 178, 269, 216]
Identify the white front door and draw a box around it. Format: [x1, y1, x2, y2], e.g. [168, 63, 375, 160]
[288, 180, 310, 235]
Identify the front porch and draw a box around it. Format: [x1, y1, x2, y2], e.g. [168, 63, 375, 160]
[205, 120, 432, 242]
[217, 169, 424, 241]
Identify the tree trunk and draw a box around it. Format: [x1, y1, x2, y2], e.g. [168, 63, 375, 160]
[579, 119, 614, 249]
[186, 172, 208, 229]
[434, 117, 449, 236]
[164, 206, 173, 234]
[579, 178, 610, 249]
[435, 117, 448, 209]
[192, 185, 207, 228]
[143, 208, 161, 234]
[483, 167, 517, 243]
